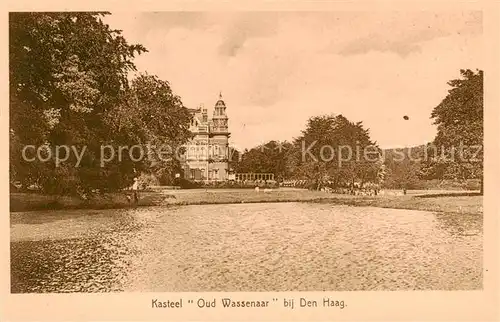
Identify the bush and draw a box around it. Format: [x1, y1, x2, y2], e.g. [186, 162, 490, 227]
[138, 173, 160, 190]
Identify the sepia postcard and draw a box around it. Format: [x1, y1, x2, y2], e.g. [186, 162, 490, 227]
[1, 0, 499, 321]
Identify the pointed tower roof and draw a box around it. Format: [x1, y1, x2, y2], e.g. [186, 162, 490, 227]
[216, 91, 225, 107]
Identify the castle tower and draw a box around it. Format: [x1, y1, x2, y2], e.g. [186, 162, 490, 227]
[183, 93, 231, 182]
[209, 92, 230, 180]
[212, 92, 229, 132]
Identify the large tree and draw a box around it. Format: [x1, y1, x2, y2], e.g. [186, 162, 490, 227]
[428, 69, 483, 194]
[105, 74, 193, 186]
[9, 12, 192, 194]
[288, 114, 382, 190]
[10, 12, 147, 194]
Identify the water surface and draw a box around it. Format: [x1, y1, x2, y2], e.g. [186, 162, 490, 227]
[10, 202, 482, 292]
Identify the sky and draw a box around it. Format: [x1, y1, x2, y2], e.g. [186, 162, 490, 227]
[104, 11, 482, 150]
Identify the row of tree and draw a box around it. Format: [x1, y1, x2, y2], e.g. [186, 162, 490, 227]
[9, 13, 483, 195]
[233, 115, 383, 190]
[231, 69, 483, 193]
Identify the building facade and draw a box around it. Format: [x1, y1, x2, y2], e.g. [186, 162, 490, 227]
[182, 94, 231, 181]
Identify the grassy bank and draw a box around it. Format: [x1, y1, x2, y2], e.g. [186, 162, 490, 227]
[160, 189, 482, 215]
[10, 188, 483, 215]
[9, 192, 165, 212]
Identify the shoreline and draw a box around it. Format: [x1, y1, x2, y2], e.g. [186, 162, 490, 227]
[10, 189, 483, 215]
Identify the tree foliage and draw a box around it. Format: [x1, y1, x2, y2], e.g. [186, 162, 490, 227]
[110, 74, 193, 186]
[285, 114, 382, 189]
[426, 69, 483, 192]
[9, 12, 192, 194]
[382, 148, 421, 191]
[234, 140, 293, 180]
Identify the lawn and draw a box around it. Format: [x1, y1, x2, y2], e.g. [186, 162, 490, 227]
[10, 188, 483, 215]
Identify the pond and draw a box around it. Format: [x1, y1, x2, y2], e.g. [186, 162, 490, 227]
[10, 202, 482, 292]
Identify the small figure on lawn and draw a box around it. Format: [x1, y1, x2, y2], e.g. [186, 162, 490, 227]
[132, 177, 139, 204]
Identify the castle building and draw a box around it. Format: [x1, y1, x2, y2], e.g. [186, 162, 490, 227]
[182, 93, 231, 181]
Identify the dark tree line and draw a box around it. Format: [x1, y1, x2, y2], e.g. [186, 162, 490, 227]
[9, 13, 483, 195]
[233, 115, 384, 190]
[232, 69, 483, 194]
[10, 12, 193, 195]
